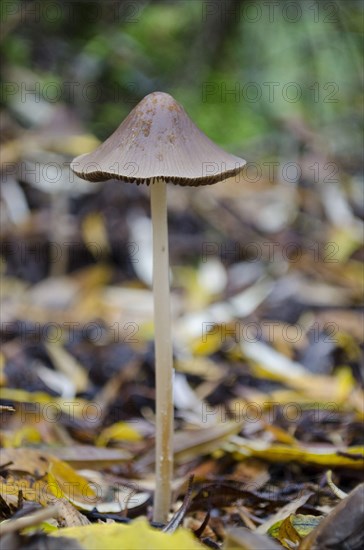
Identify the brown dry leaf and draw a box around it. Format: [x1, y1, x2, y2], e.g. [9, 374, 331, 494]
[316, 310, 364, 342]
[138, 422, 244, 469]
[230, 459, 270, 489]
[57, 498, 90, 528]
[1, 448, 51, 477]
[51, 445, 132, 469]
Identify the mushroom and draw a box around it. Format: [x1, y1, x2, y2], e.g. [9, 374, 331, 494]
[71, 91, 246, 522]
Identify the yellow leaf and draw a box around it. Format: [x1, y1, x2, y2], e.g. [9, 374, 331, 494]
[52, 517, 204, 550]
[173, 266, 211, 310]
[335, 366, 357, 402]
[74, 264, 113, 291]
[336, 333, 362, 361]
[230, 437, 364, 469]
[192, 325, 224, 356]
[263, 424, 298, 446]
[0, 449, 96, 506]
[81, 212, 110, 259]
[0, 387, 55, 404]
[0, 478, 51, 506]
[96, 421, 142, 446]
[48, 458, 96, 504]
[0, 352, 6, 386]
[0, 388, 91, 418]
[22, 521, 59, 535]
[1, 426, 42, 448]
[50, 134, 100, 156]
[285, 514, 322, 539]
[327, 227, 362, 263]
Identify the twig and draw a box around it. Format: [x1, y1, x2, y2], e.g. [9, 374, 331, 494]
[0, 505, 60, 537]
[163, 475, 194, 533]
[0, 405, 15, 413]
[326, 470, 347, 500]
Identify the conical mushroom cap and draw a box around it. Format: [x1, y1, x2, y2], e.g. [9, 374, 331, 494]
[71, 92, 246, 186]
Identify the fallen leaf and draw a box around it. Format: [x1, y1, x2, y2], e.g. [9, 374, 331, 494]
[81, 212, 110, 259]
[51, 517, 204, 549]
[96, 421, 142, 446]
[51, 445, 132, 468]
[269, 514, 322, 548]
[299, 483, 364, 549]
[257, 492, 314, 534]
[57, 498, 90, 528]
[229, 437, 364, 469]
[0, 449, 96, 507]
[1, 426, 42, 448]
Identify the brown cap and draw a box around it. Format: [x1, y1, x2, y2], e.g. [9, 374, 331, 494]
[71, 92, 246, 186]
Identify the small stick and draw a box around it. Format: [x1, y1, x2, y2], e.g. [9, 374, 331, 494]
[0, 405, 15, 413]
[0, 505, 60, 536]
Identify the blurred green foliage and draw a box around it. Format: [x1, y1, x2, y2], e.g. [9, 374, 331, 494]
[1, 0, 363, 162]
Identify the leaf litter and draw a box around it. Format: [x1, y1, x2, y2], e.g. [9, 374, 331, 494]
[1, 108, 363, 549]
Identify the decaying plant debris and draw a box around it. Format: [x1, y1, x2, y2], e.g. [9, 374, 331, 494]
[0, 2, 363, 546]
[0, 100, 363, 548]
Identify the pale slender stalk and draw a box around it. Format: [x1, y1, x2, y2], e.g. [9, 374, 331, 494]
[150, 179, 174, 523]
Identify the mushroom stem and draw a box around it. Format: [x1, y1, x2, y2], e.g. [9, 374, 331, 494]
[150, 178, 174, 523]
